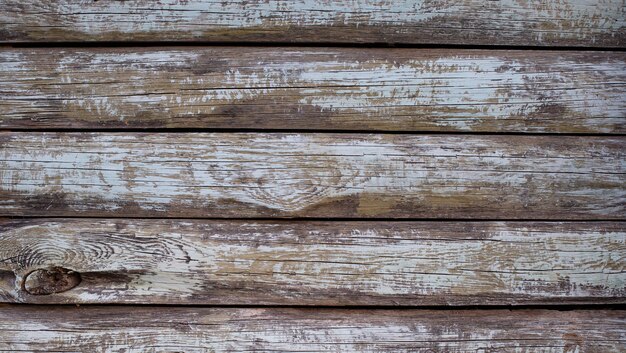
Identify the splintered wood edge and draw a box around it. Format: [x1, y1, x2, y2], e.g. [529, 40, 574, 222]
[1, 219, 624, 305]
[0, 306, 624, 352]
[1, 48, 624, 133]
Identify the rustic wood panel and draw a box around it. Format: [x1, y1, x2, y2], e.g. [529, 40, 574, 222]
[1, 133, 624, 219]
[1, 219, 624, 305]
[1, 306, 624, 352]
[1, 48, 625, 133]
[1, 0, 624, 47]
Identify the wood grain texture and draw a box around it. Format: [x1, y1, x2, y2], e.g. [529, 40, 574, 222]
[0, 0, 624, 47]
[1, 306, 625, 352]
[1, 133, 624, 219]
[1, 48, 625, 133]
[1, 219, 624, 305]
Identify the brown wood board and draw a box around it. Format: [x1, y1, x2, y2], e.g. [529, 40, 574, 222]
[0, 306, 625, 352]
[1, 0, 624, 47]
[1, 132, 624, 219]
[1, 219, 624, 305]
[1, 48, 624, 133]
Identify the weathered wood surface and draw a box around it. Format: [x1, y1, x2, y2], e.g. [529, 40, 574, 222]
[1, 48, 625, 133]
[1, 219, 624, 305]
[0, 0, 624, 47]
[1, 133, 624, 219]
[1, 306, 624, 352]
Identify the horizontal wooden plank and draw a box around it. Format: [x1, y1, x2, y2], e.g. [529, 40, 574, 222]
[1, 306, 624, 352]
[1, 219, 624, 305]
[1, 48, 625, 133]
[1, 0, 624, 47]
[1, 133, 624, 219]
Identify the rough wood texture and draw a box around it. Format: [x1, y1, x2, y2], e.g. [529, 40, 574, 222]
[0, 0, 624, 47]
[1, 48, 625, 133]
[1, 219, 624, 305]
[1, 132, 624, 219]
[1, 306, 625, 352]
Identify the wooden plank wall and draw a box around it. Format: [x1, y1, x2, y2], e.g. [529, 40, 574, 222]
[0, 0, 624, 351]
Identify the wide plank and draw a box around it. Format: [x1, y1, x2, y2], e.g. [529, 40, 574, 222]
[1, 48, 625, 133]
[1, 306, 624, 352]
[1, 219, 624, 305]
[0, 0, 624, 47]
[1, 133, 624, 219]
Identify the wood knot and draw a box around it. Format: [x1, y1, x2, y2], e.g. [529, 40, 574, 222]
[23, 267, 81, 295]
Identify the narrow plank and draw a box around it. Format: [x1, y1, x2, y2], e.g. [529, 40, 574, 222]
[1, 219, 624, 305]
[1, 48, 625, 133]
[0, 0, 624, 47]
[1, 133, 624, 219]
[1, 306, 624, 352]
